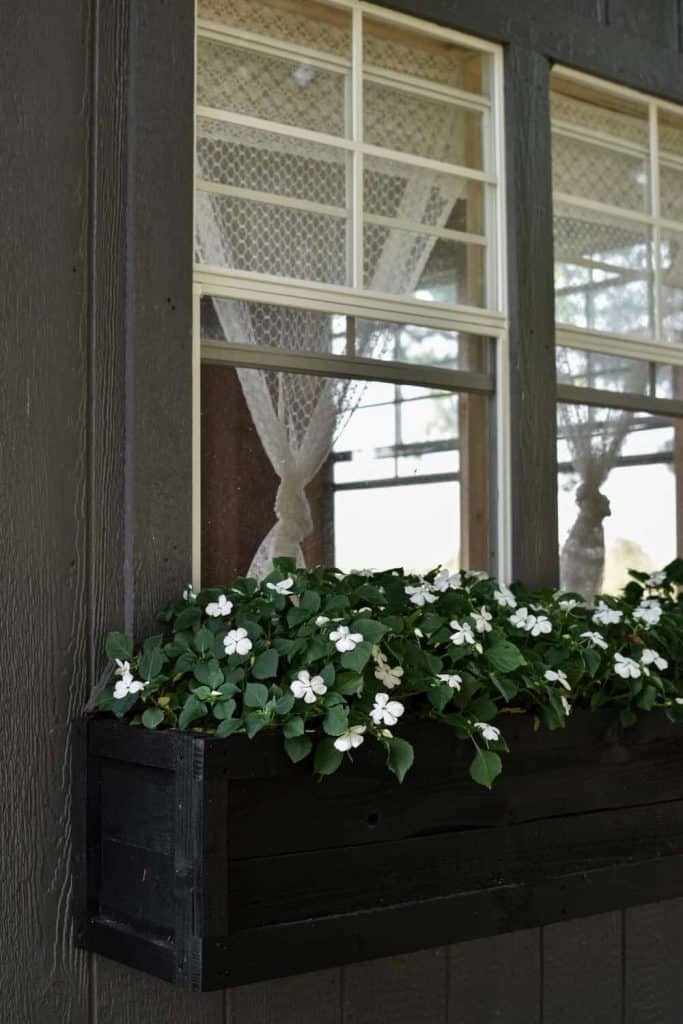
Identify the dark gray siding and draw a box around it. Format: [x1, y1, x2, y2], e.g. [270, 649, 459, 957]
[3, 1, 683, 1022]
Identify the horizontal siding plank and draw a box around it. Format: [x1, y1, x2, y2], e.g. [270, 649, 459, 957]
[448, 930, 541, 1023]
[543, 913, 622, 1024]
[228, 968, 342, 1024]
[624, 898, 683, 1024]
[342, 949, 449, 1024]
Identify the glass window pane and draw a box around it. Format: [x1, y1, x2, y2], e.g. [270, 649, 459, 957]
[363, 156, 485, 234]
[551, 77, 650, 150]
[658, 109, 683, 161]
[557, 403, 680, 602]
[660, 230, 683, 344]
[198, 0, 352, 58]
[363, 81, 484, 168]
[363, 14, 488, 96]
[552, 130, 649, 213]
[197, 36, 348, 137]
[364, 224, 485, 306]
[202, 367, 489, 579]
[659, 163, 683, 224]
[554, 202, 654, 336]
[195, 192, 347, 285]
[196, 118, 348, 207]
[556, 347, 652, 395]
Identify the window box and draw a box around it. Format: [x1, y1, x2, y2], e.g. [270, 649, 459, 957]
[73, 711, 683, 990]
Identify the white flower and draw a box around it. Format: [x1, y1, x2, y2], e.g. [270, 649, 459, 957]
[115, 659, 131, 677]
[290, 670, 327, 704]
[474, 721, 500, 742]
[560, 695, 572, 716]
[113, 674, 146, 699]
[558, 598, 580, 612]
[449, 619, 475, 646]
[223, 627, 253, 656]
[593, 601, 623, 626]
[316, 615, 330, 626]
[329, 625, 364, 652]
[432, 568, 462, 592]
[375, 663, 404, 689]
[493, 583, 516, 608]
[633, 599, 662, 627]
[580, 630, 608, 650]
[544, 669, 570, 691]
[205, 594, 233, 618]
[509, 606, 531, 629]
[472, 606, 493, 634]
[614, 653, 641, 679]
[266, 576, 295, 596]
[182, 583, 195, 602]
[370, 692, 405, 726]
[646, 571, 666, 587]
[642, 648, 668, 672]
[676, 698, 683, 706]
[509, 607, 551, 636]
[437, 673, 462, 691]
[405, 583, 437, 607]
[209, 689, 222, 698]
[334, 725, 366, 751]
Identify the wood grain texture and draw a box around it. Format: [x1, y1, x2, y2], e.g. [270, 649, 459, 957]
[504, 46, 559, 588]
[448, 930, 541, 1023]
[607, 0, 679, 50]
[542, 913, 622, 1024]
[228, 968, 342, 1024]
[342, 949, 449, 1024]
[0, 1, 93, 1021]
[624, 898, 683, 1024]
[97, 963, 225, 1024]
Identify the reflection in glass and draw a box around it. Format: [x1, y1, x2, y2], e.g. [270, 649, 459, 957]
[660, 231, 683, 344]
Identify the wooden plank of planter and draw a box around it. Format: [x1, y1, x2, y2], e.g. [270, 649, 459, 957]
[74, 713, 683, 990]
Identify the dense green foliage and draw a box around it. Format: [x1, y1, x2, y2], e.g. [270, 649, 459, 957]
[97, 559, 683, 787]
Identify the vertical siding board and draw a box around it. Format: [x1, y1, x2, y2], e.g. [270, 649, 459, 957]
[0, 1, 93, 1021]
[448, 931, 541, 1023]
[504, 46, 559, 587]
[342, 949, 449, 1024]
[542, 913, 623, 1024]
[607, 0, 679, 50]
[624, 898, 683, 1023]
[228, 968, 342, 1024]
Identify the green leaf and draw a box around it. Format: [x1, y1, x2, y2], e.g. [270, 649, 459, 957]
[340, 641, 373, 673]
[193, 627, 214, 655]
[252, 648, 279, 680]
[272, 556, 297, 574]
[283, 716, 305, 738]
[193, 658, 224, 688]
[141, 707, 164, 730]
[213, 699, 236, 721]
[178, 695, 207, 731]
[491, 674, 518, 702]
[174, 651, 197, 675]
[314, 737, 344, 776]
[244, 682, 269, 708]
[319, 663, 336, 686]
[469, 748, 502, 789]
[583, 646, 602, 678]
[637, 684, 657, 711]
[485, 639, 525, 674]
[216, 717, 242, 738]
[386, 737, 414, 783]
[301, 589, 322, 613]
[105, 631, 133, 662]
[428, 684, 453, 713]
[174, 606, 202, 631]
[323, 705, 349, 737]
[470, 696, 498, 721]
[620, 708, 637, 728]
[273, 693, 295, 715]
[351, 618, 387, 644]
[244, 712, 267, 738]
[284, 735, 313, 763]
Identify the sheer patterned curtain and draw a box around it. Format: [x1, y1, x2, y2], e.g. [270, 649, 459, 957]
[195, 38, 472, 576]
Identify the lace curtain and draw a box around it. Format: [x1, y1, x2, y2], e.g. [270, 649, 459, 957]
[196, 37, 471, 576]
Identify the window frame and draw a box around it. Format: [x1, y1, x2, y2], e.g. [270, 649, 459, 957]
[192, 0, 511, 586]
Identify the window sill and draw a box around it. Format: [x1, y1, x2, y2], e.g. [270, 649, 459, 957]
[73, 712, 683, 990]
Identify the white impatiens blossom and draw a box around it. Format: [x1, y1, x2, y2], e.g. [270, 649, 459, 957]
[493, 583, 517, 609]
[449, 619, 475, 646]
[205, 594, 233, 618]
[370, 692, 405, 726]
[544, 669, 570, 691]
[182, 583, 195, 602]
[633, 599, 662, 627]
[580, 630, 608, 650]
[593, 601, 623, 626]
[472, 606, 493, 634]
[334, 725, 366, 751]
[558, 598, 580, 612]
[115, 659, 131, 678]
[646, 571, 666, 587]
[614, 653, 641, 679]
[437, 673, 462, 691]
[560, 695, 572, 716]
[404, 582, 437, 607]
[374, 662, 404, 689]
[316, 615, 330, 626]
[329, 625, 364, 653]
[223, 627, 253, 656]
[432, 568, 462, 592]
[509, 607, 552, 636]
[266, 576, 295, 596]
[474, 721, 501, 742]
[290, 670, 327, 704]
[641, 648, 668, 671]
[113, 658, 146, 699]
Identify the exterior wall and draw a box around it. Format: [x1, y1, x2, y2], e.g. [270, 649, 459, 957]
[2, 1, 683, 1022]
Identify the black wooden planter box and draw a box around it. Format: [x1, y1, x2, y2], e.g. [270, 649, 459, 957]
[73, 712, 683, 990]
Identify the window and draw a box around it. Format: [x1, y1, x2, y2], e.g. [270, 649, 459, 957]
[194, 0, 506, 583]
[551, 68, 683, 600]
